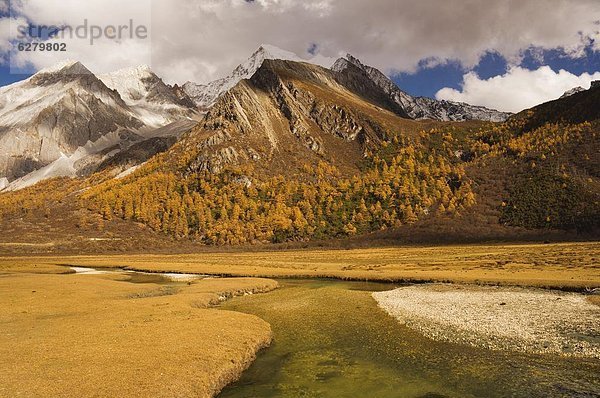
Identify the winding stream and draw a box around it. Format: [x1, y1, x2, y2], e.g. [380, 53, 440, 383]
[69, 266, 204, 283]
[219, 279, 600, 398]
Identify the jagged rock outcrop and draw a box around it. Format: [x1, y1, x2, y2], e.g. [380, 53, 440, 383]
[333, 54, 511, 122]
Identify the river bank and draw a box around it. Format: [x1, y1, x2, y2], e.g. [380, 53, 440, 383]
[2, 242, 599, 290]
[374, 284, 600, 358]
[0, 270, 278, 397]
[1, 242, 599, 397]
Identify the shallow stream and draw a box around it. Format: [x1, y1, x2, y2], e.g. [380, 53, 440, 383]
[219, 279, 600, 398]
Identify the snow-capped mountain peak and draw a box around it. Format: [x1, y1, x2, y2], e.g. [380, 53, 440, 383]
[35, 59, 92, 76]
[231, 45, 302, 82]
[0, 59, 145, 183]
[0, 59, 197, 187]
[183, 44, 308, 110]
[256, 44, 304, 62]
[99, 65, 160, 102]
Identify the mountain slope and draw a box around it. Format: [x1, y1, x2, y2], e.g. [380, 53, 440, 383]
[99, 65, 197, 127]
[0, 61, 143, 181]
[466, 84, 600, 232]
[332, 54, 511, 122]
[514, 80, 600, 132]
[174, 59, 456, 176]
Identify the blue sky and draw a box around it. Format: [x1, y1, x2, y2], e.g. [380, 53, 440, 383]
[393, 45, 600, 99]
[0, 65, 26, 86]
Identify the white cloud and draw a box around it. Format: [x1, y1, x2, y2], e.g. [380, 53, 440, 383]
[436, 66, 600, 113]
[4, 0, 153, 74]
[0, 0, 598, 87]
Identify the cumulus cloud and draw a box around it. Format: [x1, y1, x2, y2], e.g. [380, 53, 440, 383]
[0, 0, 599, 87]
[436, 66, 600, 113]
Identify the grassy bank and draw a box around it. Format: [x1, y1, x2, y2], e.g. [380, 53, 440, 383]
[0, 272, 277, 397]
[3, 242, 598, 290]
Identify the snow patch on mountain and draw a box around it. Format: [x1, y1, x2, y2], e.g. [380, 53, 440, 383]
[99, 65, 155, 103]
[0, 177, 8, 191]
[183, 44, 335, 109]
[115, 164, 142, 179]
[6, 153, 76, 191]
[99, 65, 197, 128]
[560, 86, 586, 99]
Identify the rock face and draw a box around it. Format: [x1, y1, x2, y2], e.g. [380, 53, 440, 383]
[0, 61, 143, 181]
[175, 59, 430, 176]
[182, 45, 307, 111]
[0, 61, 198, 188]
[332, 54, 511, 122]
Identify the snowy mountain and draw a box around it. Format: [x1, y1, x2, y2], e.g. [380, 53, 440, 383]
[332, 54, 511, 122]
[183, 44, 331, 110]
[0, 60, 144, 181]
[99, 65, 197, 127]
[0, 60, 197, 189]
[560, 86, 586, 99]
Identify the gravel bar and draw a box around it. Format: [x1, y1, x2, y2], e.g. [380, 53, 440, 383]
[373, 284, 600, 358]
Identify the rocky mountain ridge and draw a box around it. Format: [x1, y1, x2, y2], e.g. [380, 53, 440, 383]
[171, 58, 455, 178]
[332, 54, 511, 122]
